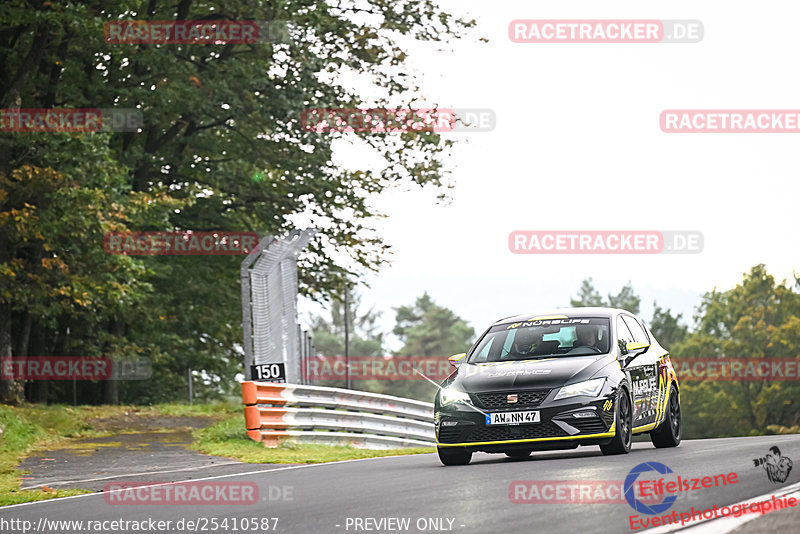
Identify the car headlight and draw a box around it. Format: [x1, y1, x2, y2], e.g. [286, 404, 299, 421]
[440, 386, 471, 405]
[554, 378, 606, 400]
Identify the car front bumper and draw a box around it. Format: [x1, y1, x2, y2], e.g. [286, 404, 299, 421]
[435, 390, 616, 452]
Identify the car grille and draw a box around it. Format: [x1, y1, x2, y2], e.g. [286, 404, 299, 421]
[469, 421, 566, 442]
[438, 421, 567, 443]
[566, 418, 609, 434]
[472, 390, 550, 410]
[437, 426, 462, 442]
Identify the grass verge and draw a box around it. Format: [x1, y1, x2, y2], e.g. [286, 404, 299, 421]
[0, 402, 237, 506]
[192, 413, 435, 464]
[0, 405, 94, 505]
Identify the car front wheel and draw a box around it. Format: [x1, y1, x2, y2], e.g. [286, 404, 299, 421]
[438, 447, 472, 466]
[600, 388, 632, 455]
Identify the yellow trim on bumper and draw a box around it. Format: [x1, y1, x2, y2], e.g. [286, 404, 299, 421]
[633, 422, 658, 433]
[437, 430, 615, 448]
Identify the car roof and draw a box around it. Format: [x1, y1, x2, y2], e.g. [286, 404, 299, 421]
[491, 307, 632, 326]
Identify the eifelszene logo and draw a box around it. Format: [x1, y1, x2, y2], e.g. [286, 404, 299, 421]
[624, 462, 678, 515]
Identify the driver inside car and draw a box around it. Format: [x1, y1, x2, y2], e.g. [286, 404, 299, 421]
[510, 328, 543, 356]
[573, 324, 602, 351]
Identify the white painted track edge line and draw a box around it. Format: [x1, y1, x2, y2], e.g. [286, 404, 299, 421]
[18, 461, 243, 490]
[0, 452, 435, 510]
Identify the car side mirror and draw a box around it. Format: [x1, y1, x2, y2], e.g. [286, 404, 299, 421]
[625, 342, 650, 357]
[448, 353, 467, 368]
[617, 341, 649, 367]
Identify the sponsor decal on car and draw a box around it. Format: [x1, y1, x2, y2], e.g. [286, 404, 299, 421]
[507, 318, 590, 329]
[485, 369, 552, 378]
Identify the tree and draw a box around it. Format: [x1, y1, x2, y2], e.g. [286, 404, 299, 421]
[607, 282, 640, 314]
[570, 278, 604, 307]
[393, 292, 474, 357]
[371, 293, 474, 401]
[0, 138, 156, 404]
[649, 303, 688, 350]
[671, 265, 800, 438]
[570, 278, 640, 314]
[309, 291, 384, 359]
[0, 1, 474, 403]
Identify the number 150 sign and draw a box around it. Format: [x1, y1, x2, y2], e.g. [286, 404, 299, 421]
[250, 363, 286, 382]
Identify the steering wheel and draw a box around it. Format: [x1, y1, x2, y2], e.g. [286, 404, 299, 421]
[567, 345, 603, 354]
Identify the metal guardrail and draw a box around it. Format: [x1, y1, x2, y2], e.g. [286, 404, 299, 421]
[241, 381, 435, 449]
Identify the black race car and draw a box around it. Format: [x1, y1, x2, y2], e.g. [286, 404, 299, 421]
[435, 307, 681, 465]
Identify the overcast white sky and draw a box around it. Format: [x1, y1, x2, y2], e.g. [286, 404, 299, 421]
[299, 1, 800, 348]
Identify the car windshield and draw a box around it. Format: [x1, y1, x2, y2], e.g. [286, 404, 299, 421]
[468, 317, 611, 363]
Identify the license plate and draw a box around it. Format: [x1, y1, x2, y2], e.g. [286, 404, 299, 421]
[486, 410, 540, 425]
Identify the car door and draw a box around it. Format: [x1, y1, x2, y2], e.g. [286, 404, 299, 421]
[617, 316, 644, 424]
[622, 315, 659, 428]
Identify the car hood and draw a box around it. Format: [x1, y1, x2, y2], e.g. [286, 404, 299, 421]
[453, 355, 614, 392]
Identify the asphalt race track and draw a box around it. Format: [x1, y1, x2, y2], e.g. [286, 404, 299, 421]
[2, 435, 799, 534]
